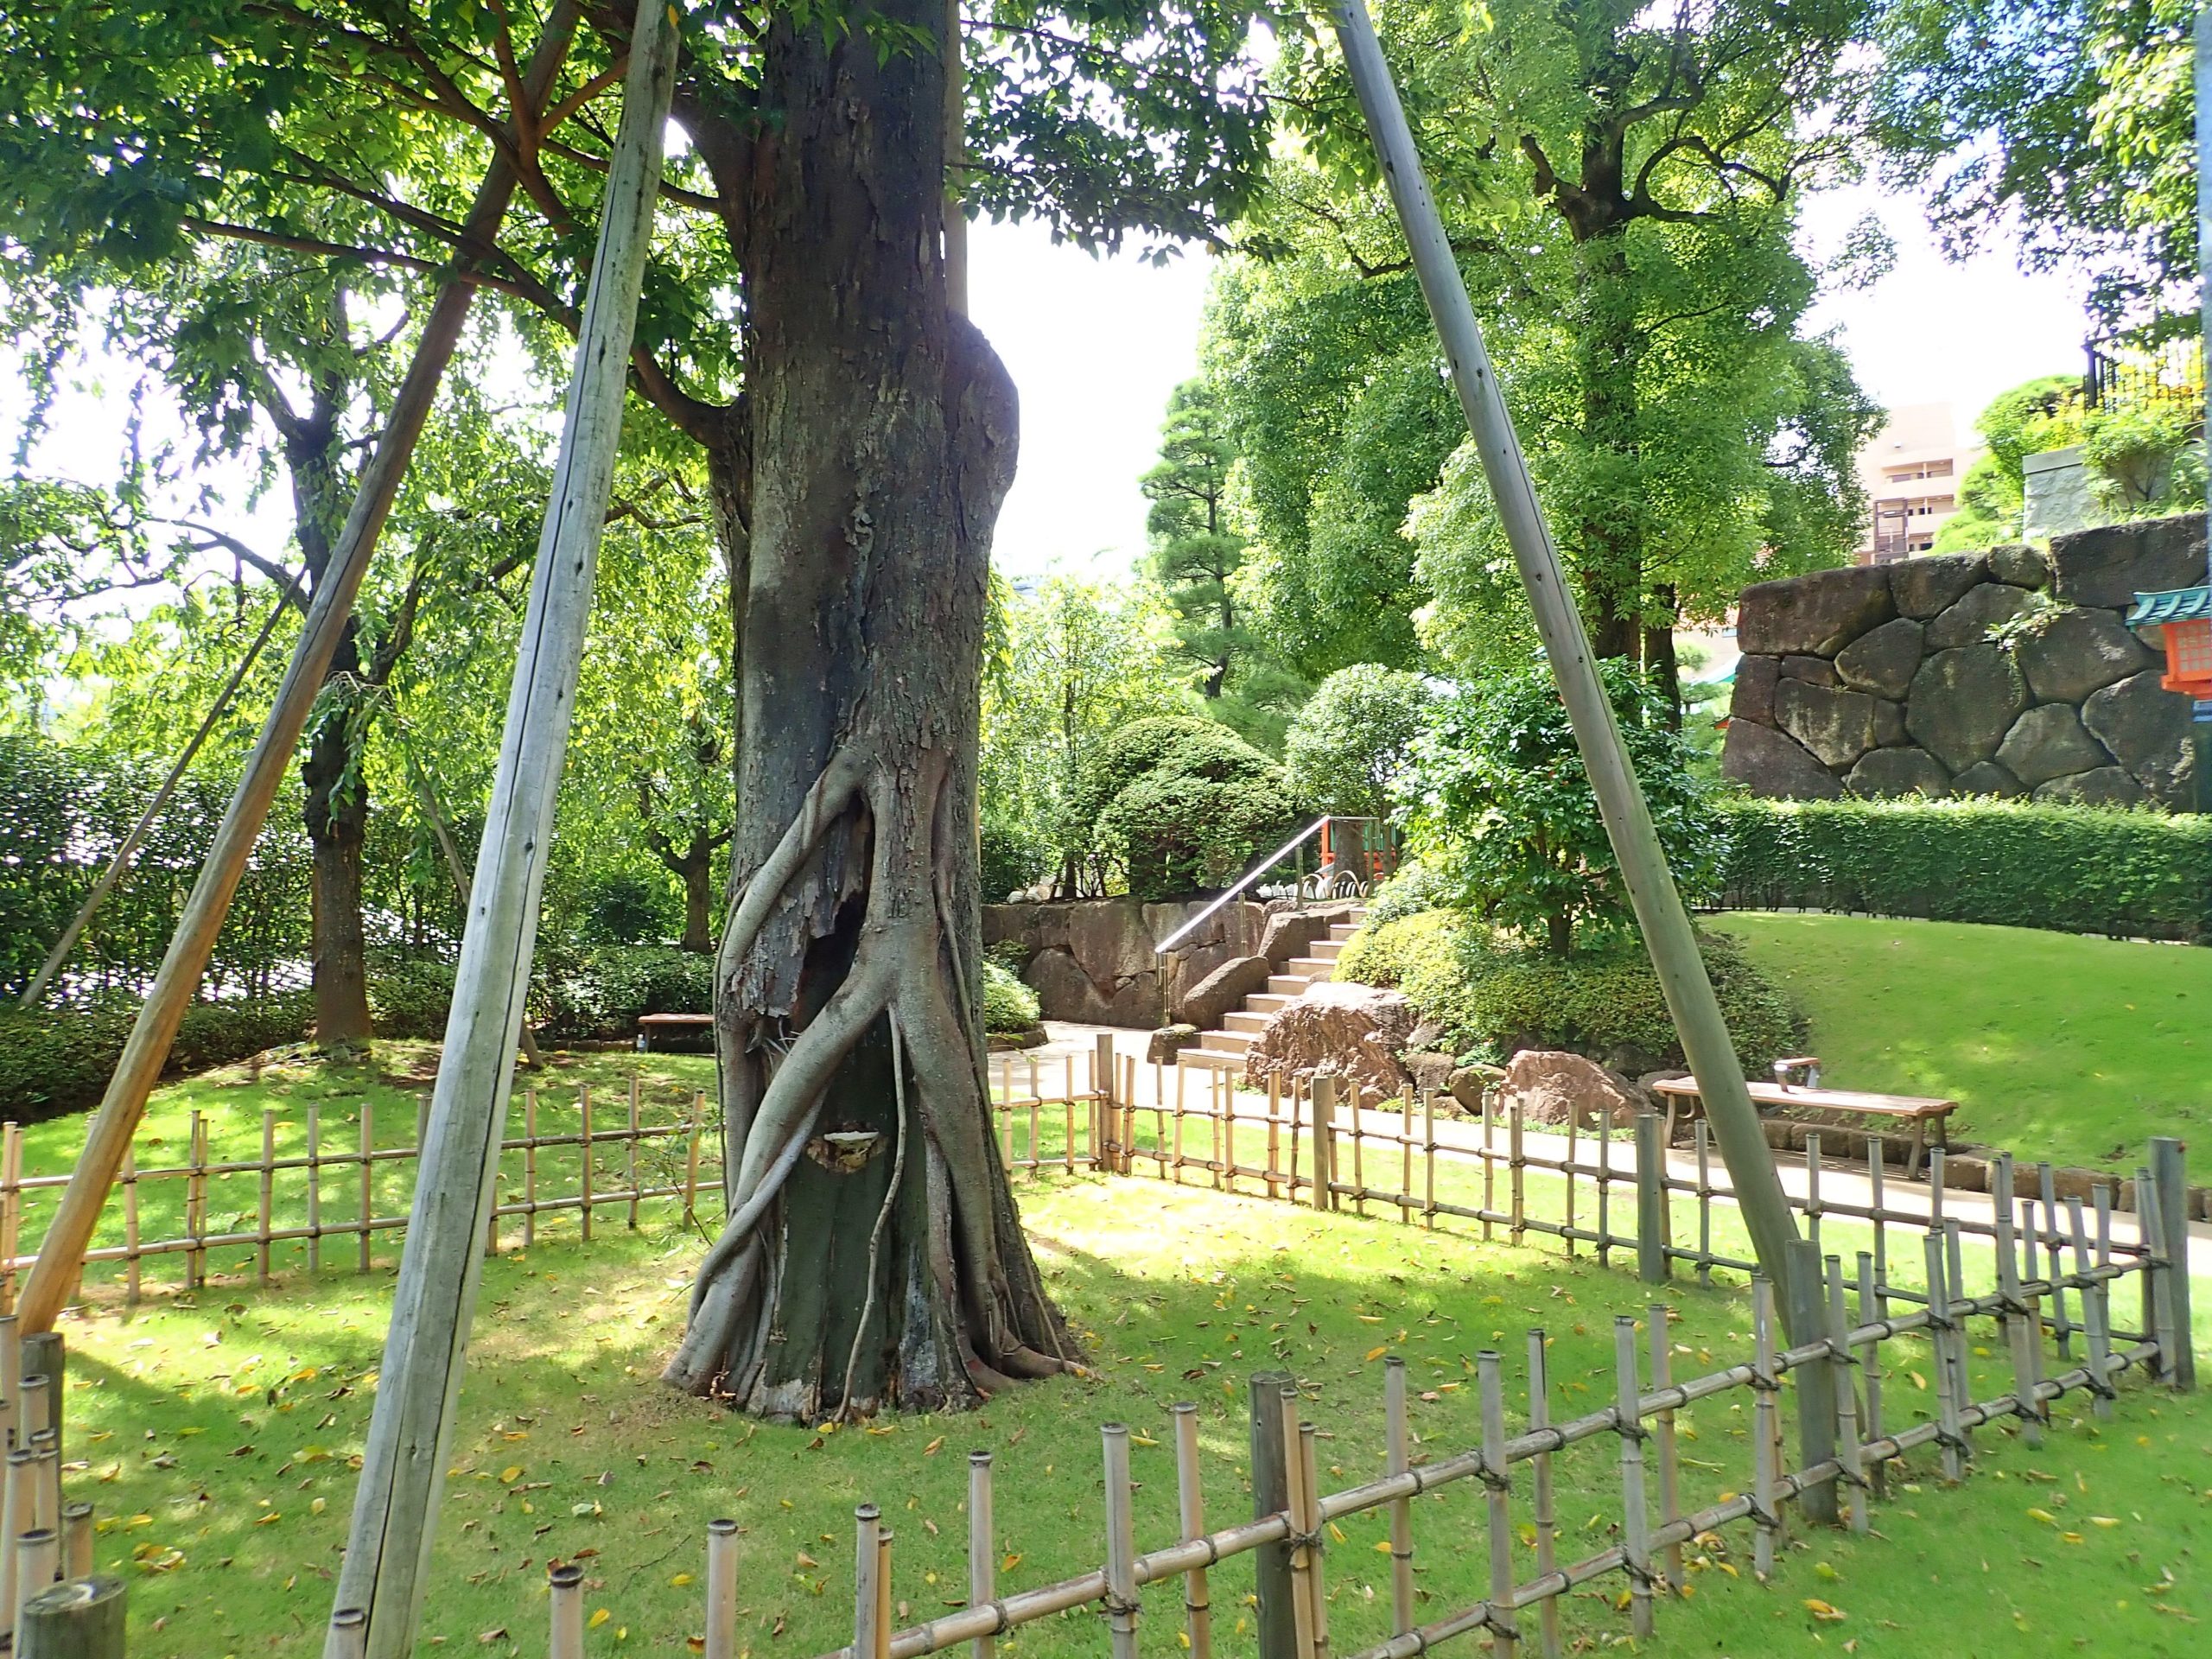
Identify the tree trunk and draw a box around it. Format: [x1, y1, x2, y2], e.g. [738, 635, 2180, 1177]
[666, 3, 1070, 1418]
[1547, 911, 1573, 957]
[1573, 229, 1643, 659]
[679, 847, 713, 954]
[301, 629, 376, 1046]
[1643, 584, 1681, 730]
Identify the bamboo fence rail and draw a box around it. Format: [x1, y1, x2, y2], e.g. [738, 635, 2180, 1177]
[525, 1116, 2186, 1659]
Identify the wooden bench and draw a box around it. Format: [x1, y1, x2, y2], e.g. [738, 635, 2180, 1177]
[637, 1012, 714, 1051]
[1649, 1075, 1957, 1179]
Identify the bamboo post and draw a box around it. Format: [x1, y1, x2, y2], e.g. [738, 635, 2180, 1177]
[7, 3, 588, 1338]
[1324, 0, 1805, 1304]
[1805, 1133, 1823, 1258]
[0, 1315, 16, 1453]
[1249, 1374, 1297, 1659]
[1173, 1403, 1212, 1659]
[1382, 1359, 1414, 1637]
[1297, 1421, 1332, 1659]
[1526, 1331, 1560, 1659]
[0, 1448, 30, 1643]
[2068, 1197, 2115, 1418]
[326, 9, 681, 1651]
[2150, 1138, 2195, 1389]
[852, 1505, 882, 1659]
[1610, 1324, 1654, 1639]
[60, 1504, 88, 1582]
[1824, 1257, 1867, 1535]
[1422, 1090, 1436, 1230]
[1693, 1121, 1713, 1287]
[1101, 1425, 1139, 1659]
[1856, 1251, 1886, 1497]
[579, 1087, 594, 1243]
[120, 1150, 139, 1308]
[29, 1434, 57, 1541]
[1277, 1395, 1317, 1659]
[1067, 1054, 1078, 1175]
[1996, 1166, 2045, 1446]
[1646, 1309, 1683, 1590]
[1784, 1236, 1839, 1527]
[327, 1609, 367, 1659]
[2040, 1162, 2070, 1358]
[1028, 1056, 1042, 1177]
[967, 1453, 993, 1659]
[15, 1574, 125, 1659]
[1095, 1035, 1116, 1172]
[1509, 1099, 1525, 1246]
[186, 1113, 207, 1291]
[356, 1103, 374, 1274]
[1635, 1113, 1667, 1283]
[1923, 1230, 1964, 1484]
[625, 1074, 641, 1230]
[305, 1109, 321, 1276]
[874, 1529, 893, 1659]
[1350, 1084, 1366, 1217]
[12, 1529, 57, 1647]
[1396, 1085, 1413, 1222]
[1479, 1084, 1496, 1242]
[1595, 1112, 1611, 1266]
[257, 1109, 276, 1284]
[1563, 1110, 1578, 1258]
[548, 1562, 584, 1659]
[1479, 1351, 1519, 1656]
[701, 1516, 739, 1659]
[683, 1091, 704, 1225]
[1266, 1076, 1282, 1198]
[1750, 1278, 1780, 1579]
[1943, 1219, 1971, 1415]
[524, 1089, 539, 1249]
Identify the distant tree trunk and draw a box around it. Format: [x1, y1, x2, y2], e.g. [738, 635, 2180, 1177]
[1573, 230, 1643, 660]
[1643, 584, 1681, 730]
[677, 843, 714, 954]
[1547, 911, 1573, 957]
[666, 3, 1069, 1417]
[302, 629, 375, 1046]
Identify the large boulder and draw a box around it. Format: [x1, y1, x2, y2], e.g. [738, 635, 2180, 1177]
[1721, 720, 1844, 798]
[2050, 515, 2207, 608]
[1147, 1025, 1200, 1064]
[1738, 565, 1895, 656]
[1987, 543, 2051, 588]
[1891, 553, 1990, 620]
[1872, 698, 1908, 747]
[1949, 760, 2024, 798]
[1243, 981, 1418, 1101]
[1497, 1049, 1648, 1131]
[1404, 1050, 1458, 1096]
[1775, 679, 1882, 768]
[1258, 904, 1355, 971]
[1448, 1065, 1500, 1116]
[2034, 766, 2150, 807]
[1904, 645, 2031, 772]
[1730, 654, 1780, 724]
[2015, 606, 2158, 704]
[1923, 582, 2039, 652]
[1845, 746, 1950, 798]
[2082, 670, 2197, 807]
[1995, 704, 2115, 790]
[1179, 955, 1272, 1029]
[1834, 616, 1924, 700]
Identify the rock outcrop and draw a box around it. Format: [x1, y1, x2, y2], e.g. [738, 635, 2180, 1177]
[1242, 981, 1419, 1102]
[1497, 1049, 1648, 1130]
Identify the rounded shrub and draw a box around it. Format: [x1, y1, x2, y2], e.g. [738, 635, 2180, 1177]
[982, 959, 1042, 1033]
[1071, 715, 1298, 899]
[1282, 664, 1433, 818]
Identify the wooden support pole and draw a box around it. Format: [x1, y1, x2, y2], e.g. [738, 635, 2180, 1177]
[1382, 1359, 1414, 1637]
[1102, 1425, 1139, 1659]
[1173, 1403, 1212, 1659]
[327, 1609, 366, 1659]
[1784, 1237, 1839, 1526]
[15, 1574, 125, 1659]
[1249, 1373, 1297, 1659]
[327, 9, 679, 1652]
[967, 1454, 993, 1659]
[703, 1516, 739, 1659]
[10, 3, 588, 1338]
[1322, 0, 1804, 1307]
[1636, 1112, 1667, 1284]
[851, 1506, 882, 1659]
[2150, 1138, 2195, 1390]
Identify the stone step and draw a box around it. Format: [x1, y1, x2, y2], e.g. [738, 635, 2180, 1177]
[1328, 922, 1361, 942]
[1201, 1030, 1255, 1055]
[1309, 938, 1344, 959]
[1178, 1048, 1242, 1072]
[1287, 957, 1334, 980]
[1266, 975, 1313, 997]
[1245, 993, 1295, 1014]
[1224, 1009, 1272, 1033]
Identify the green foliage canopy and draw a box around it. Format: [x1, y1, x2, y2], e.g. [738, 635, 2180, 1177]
[1281, 663, 1431, 819]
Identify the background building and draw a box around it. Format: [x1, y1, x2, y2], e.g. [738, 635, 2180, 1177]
[1854, 403, 1977, 563]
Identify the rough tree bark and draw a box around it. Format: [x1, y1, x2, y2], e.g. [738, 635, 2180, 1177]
[664, 2, 1071, 1416]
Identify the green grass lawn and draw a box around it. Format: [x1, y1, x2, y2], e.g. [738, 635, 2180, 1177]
[46, 1143, 2212, 1659]
[1711, 913, 2212, 1170]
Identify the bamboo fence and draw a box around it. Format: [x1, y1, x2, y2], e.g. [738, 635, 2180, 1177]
[531, 1116, 2187, 1659]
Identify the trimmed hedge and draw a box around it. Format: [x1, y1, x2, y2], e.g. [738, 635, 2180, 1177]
[0, 992, 314, 1122]
[1713, 797, 2212, 942]
[534, 946, 715, 1044]
[1340, 911, 1806, 1073]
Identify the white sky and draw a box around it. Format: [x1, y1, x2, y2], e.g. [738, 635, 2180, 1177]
[7, 180, 2090, 591]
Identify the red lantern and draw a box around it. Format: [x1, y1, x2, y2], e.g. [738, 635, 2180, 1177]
[2128, 588, 2212, 698]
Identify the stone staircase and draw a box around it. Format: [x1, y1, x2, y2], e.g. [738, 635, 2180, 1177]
[1178, 907, 1368, 1073]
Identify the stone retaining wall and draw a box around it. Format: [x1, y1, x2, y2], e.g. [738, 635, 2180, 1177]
[1721, 516, 2202, 807]
[982, 898, 1266, 1027]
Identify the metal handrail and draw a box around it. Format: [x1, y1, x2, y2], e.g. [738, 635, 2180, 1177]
[1152, 815, 1384, 956]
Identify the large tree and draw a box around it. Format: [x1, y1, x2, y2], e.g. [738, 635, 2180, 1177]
[1212, 0, 1882, 702]
[1, 0, 1271, 1415]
